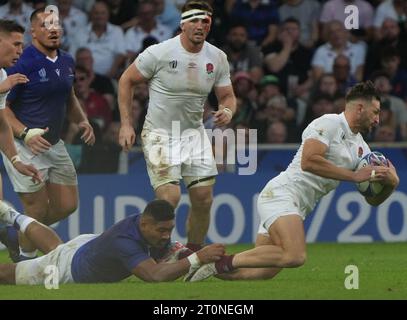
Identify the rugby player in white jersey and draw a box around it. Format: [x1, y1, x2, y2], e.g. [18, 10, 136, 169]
[186, 81, 400, 282]
[118, 0, 236, 252]
[0, 20, 41, 197]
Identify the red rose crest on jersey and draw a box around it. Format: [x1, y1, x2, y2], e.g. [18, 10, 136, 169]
[358, 147, 363, 158]
[206, 63, 214, 74]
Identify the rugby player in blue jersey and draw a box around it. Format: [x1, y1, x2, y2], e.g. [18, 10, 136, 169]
[0, 8, 95, 262]
[0, 199, 225, 285]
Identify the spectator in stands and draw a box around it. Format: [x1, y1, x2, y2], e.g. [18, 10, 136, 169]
[153, 0, 181, 34]
[333, 54, 358, 96]
[373, 0, 407, 39]
[319, 0, 374, 40]
[75, 47, 116, 111]
[231, 71, 257, 126]
[124, 1, 172, 63]
[253, 94, 297, 142]
[302, 94, 337, 130]
[373, 125, 397, 142]
[105, 0, 137, 31]
[263, 17, 313, 98]
[371, 71, 407, 140]
[57, 0, 88, 52]
[229, 0, 279, 47]
[70, 1, 127, 79]
[365, 18, 407, 77]
[379, 47, 407, 101]
[311, 20, 366, 82]
[310, 73, 347, 117]
[0, 0, 33, 45]
[72, 0, 95, 13]
[73, 65, 112, 133]
[257, 74, 282, 110]
[222, 23, 263, 84]
[204, 0, 231, 47]
[266, 121, 288, 144]
[278, 0, 320, 49]
[315, 73, 340, 98]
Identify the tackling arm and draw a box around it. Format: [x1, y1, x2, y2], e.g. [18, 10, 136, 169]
[131, 243, 226, 282]
[132, 258, 192, 282]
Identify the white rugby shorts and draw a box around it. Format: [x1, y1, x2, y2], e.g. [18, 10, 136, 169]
[15, 234, 97, 285]
[141, 128, 217, 190]
[2, 139, 77, 193]
[257, 177, 306, 235]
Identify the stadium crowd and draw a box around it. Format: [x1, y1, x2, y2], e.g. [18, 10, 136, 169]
[0, 0, 406, 173]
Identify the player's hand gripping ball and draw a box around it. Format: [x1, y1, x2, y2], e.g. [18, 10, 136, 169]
[356, 151, 389, 197]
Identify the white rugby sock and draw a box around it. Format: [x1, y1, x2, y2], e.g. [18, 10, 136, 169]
[19, 248, 38, 258]
[1, 204, 21, 225]
[14, 215, 36, 233]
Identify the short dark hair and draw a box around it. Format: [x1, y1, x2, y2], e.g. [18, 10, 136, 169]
[0, 19, 25, 34]
[282, 17, 300, 27]
[345, 81, 381, 104]
[30, 8, 43, 22]
[181, 0, 213, 14]
[143, 200, 175, 222]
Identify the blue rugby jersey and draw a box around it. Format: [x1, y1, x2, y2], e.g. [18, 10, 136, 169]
[6, 45, 75, 144]
[71, 214, 152, 283]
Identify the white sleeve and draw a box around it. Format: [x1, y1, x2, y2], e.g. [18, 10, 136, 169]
[0, 70, 8, 109]
[302, 117, 339, 147]
[214, 51, 232, 87]
[134, 46, 158, 79]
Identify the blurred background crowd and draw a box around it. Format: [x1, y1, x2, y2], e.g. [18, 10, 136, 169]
[1, 0, 406, 172]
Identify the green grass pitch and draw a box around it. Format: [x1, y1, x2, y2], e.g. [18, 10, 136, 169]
[1, 242, 406, 300]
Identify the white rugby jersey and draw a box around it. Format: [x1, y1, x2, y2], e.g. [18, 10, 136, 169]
[0, 68, 9, 109]
[274, 113, 371, 214]
[135, 35, 231, 135]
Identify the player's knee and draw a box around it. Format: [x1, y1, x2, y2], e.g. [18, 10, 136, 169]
[284, 252, 306, 268]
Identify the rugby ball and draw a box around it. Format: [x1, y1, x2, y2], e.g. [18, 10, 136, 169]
[356, 151, 389, 197]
